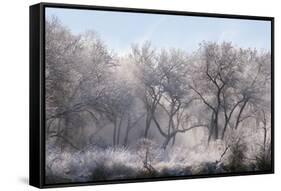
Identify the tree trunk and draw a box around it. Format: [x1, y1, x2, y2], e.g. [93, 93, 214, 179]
[214, 111, 219, 139]
[172, 134, 176, 146]
[221, 120, 228, 140]
[113, 120, 117, 146]
[208, 112, 215, 143]
[116, 117, 123, 145]
[235, 100, 248, 129]
[162, 136, 172, 149]
[144, 113, 152, 138]
[123, 117, 131, 146]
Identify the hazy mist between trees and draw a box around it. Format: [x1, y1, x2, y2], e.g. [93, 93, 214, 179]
[45, 17, 272, 184]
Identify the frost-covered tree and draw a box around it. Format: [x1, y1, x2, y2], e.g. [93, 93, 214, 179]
[96, 79, 134, 146]
[130, 42, 164, 138]
[190, 42, 271, 141]
[46, 17, 115, 149]
[154, 49, 206, 148]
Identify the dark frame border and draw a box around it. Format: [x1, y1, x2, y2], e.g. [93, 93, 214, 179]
[30, 2, 274, 189]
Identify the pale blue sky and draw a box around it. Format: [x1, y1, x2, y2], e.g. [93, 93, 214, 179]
[46, 8, 271, 55]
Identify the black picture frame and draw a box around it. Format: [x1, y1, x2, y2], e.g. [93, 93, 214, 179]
[30, 2, 274, 189]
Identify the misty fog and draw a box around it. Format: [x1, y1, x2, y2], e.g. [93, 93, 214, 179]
[45, 16, 272, 184]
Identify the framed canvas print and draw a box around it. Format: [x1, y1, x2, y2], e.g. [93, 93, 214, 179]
[30, 2, 274, 188]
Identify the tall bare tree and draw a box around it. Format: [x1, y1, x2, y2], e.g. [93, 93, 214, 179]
[130, 42, 164, 138]
[190, 42, 270, 141]
[46, 17, 115, 149]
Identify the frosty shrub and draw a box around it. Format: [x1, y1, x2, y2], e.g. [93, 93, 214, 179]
[254, 142, 271, 171]
[225, 138, 248, 172]
[46, 133, 270, 184]
[135, 139, 162, 172]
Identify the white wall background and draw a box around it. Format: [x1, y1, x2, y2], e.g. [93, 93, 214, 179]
[0, 0, 279, 190]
